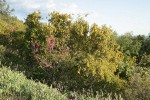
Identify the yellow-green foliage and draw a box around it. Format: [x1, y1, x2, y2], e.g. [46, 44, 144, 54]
[25, 12, 53, 44]
[24, 12, 69, 68]
[0, 14, 26, 35]
[0, 2, 149, 98]
[22, 12, 126, 92]
[50, 11, 71, 36]
[70, 22, 124, 83]
[1, 11, 128, 94]
[87, 24, 123, 81]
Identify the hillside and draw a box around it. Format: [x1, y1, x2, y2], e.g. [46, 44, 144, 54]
[0, 14, 26, 35]
[0, 66, 67, 100]
[0, 0, 150, 100]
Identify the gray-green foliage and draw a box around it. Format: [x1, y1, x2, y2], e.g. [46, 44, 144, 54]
[0, 0, 14, 15]
[0, 66, 67, 100]
[124, 67, 150, 100]
[68, 90, 123, 100]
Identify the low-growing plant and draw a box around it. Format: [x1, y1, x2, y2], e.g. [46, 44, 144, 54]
[124, 67, 150, 100]
[0, 65, 125, 100]
[0, 66, 67, 100]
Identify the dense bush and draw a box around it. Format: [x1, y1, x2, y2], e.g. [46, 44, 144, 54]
[0, 66, 67, 100]
[139, 54, 150, 67]
[0, 66, 125, 100]
[124, 67, 150, 100]
[19, 12, 127, 93]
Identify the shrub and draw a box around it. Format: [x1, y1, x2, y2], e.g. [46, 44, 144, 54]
[0, 66, 67, 100]
[0, 66, 124, 100]
[124, 67, 150, 100]
[67, 90, 123, 100]
[0, 45, 5, 60]
[139, 54, 150, 67]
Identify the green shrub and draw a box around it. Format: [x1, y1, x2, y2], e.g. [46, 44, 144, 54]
[124, 67, 150, 100]
[0, 45, 5, 60]
[18, 12, 125, 94]
[0, 66, 67, 100]
[139, 54, 150, 67]
[0, 66, 124, 100]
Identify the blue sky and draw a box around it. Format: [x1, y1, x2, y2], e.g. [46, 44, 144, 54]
[7, 0, 150, 35]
